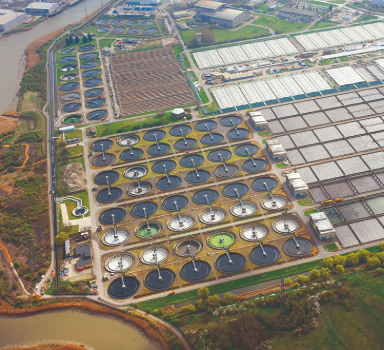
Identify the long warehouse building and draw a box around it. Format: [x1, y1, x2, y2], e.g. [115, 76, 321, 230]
[0, 9, 26, 32]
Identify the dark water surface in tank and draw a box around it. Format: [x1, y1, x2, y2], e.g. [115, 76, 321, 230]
[242, 158, 267, 173]
[195, 120, 217, 131]
[193, 189, 219, 204]
[180, 154, 204, 168]
[152, 159, 176, 173]
[215, 252, 246, 273]
[180, 261, 211, 282]
[131, 202, 158, 217]
[108, 277, 140, 299]
[162, 195, 189, 211]
[249, 245, 280, 265]
[94, 171, 120, 185]
[252, 177, 278, 192]
[144, 268, 175, 290]
[99, 208, 126, 224]
[185, 169, 211, 184]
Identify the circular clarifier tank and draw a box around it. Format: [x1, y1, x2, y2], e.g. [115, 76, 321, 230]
[96, 19, 109, 25]
[120, 148, 144, 162]
[128, 28, 141, 34]
[140, 20, 154, 26]
[63, 115, 81, 124]
[180, 154, 204, 168]
[283, 237, 313, 257]
[222, 183, 248, 198]
[62, 103, 81, 113]
[185, 169, 210, 184]
[60, 73, 78, 81]
[208, 232, 236, 249]
[92, 153, 116, 167]
[162, 195, 189, 211]
[126, 20, 138, 25]
[156, 175, 182, 191]
[174, 238, 202, 257]
[240, 223, 268, 241]
[118, 135, 139, 147]
[127, 181, 152, 196]
[143, 28, 157, 34]
[135, 221, 163, 239]
[131, 202, 158, 218]
[91, 139, 113, 152]
[123, 166, 147, 179]
[152, 159, 176, 174]
[94, 170, 120, 185]
[215, 252, 245, 274]
[220, 115, 242, 127]
[261, 194, 288, 211]
[181, 260, 211, 282]
[96, 187, 123, 203]
[102, 228, 129, 246]
[79, 44, 96, 52]
[193, 189, 219, 205]
[73, 206, 88, 217]
[235, 143, 259, 157]
[167, 214, 195, 231]
[83, 78, 101, 87]
[105, 252, 135, 272]
[242, 158, 267, 173]
[252, 177, 278, 192]
[145, 268, 176, 291]
[81, 60, 99, 69]
[147, 143, 170, 156]
[230, 200, 258, 218]
[59, 48, 75, 55]
[84, 88, 103, 98]
[82, 69, 100, 78]
[61, 92, 80, 102]
[110, 20, 124, 25]
[249, 245, 280, 265]
[99, 208, 126, 225]
[80, 52, 98, 60]
[214, 164, 239, 178]
[108, 276, 140, 299]
[207, 149, 232, 162]
[199, 207, 226, 224]
[59, 56, 76, 63]
[169, 125, 191, 137]
[61, 82, 79, 91]
[97, 26, 111, 32]
[195, 120, 217, 132]
[227, 128, 250, 140]
[174, 138, 197, 151]
[111, 27, 126, 34]
[272, 215, 302, 234]
[200, 133, 224, 146]
[87, 109, 107, 120]
[144, 129, 166, 141]
[140, 246, 169, 265]
[86, 98, 105, 108]
[60, 64, 77, 72]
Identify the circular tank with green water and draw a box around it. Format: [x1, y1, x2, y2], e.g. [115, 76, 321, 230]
[207, 232, 236, 249]
[135, 221, 163, 239]
[64, 115, 81, 124]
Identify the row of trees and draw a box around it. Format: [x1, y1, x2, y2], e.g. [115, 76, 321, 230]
[65, 33, 93, 46]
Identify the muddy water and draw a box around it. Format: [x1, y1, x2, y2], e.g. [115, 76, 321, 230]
[0, 311, 158, 350]
[0, 0, 110, 114]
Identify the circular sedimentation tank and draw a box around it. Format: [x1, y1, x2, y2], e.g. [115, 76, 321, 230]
[283, 237, 313, 257]
[200, 133, 224, 146]
[60, 73, 78, 81]
[87, 109, 107, 120]
[108, 276, 140, 299]
[60, 82, 79, 91]
[156, 175, 182, 191]
[185, 169, 211, 184]
[97, 26, 111, 32]
[220, 115, 242, 127]
[199, 207, 226, 224]
[222, 183, 249, 198]
[96, 187, 123, 203]
[140, 246, 169, 265]
[60, 64, 77, 72]
[272, 215, 302, 234]
[180, 154, 204, 168]
[99, 208, 127, 225]
[252, 177, 278, 192]
[214, 164, 239, 178]
[94, 170, 120, 185]
[249, 245, 280, 265]
[61, 92, 80, 102]
[147, 143, 170, 156]
[80, 52, 98, 60]
[92, 153, 116, 167]
[105, 253, 135, 272]
[144, 268, 176, 291]
[59, 48, 74, 55]
[91, 139, 114, 152]
[215, 252, 246, 274]
[167, 214, 195, 231]
[208, 232, 236, 249]
[135, 221, 163, 239]
[62, 103, 81, 113]
[79, 44, 96, 52]
[260, 194, 288, 211]
[193, 189, 219, 205]
[118, 135, 139, 147]
[82, 69, 100, 78]
[195, 120, 217, 132]
[120, 148, 144, 162]
[162, 195, 189, 211]
[72, 206, 88, 217]
[180, 260, 211, 282]
[126, 20, 138, 25]
[227, 128, 250, 140]
[59, 56, 76, 63]
[242, 158, 267, 173]
[169, 125, 191, 137]
[152, 159, 176, 174]
[174, 138, 197, 151]
[207, 149, 232, 162]
[83, 78, 102, 87]
[230, 200, 258, 218]
[140, 20, 154, 26]
[63, 115, 81, 124]
[111, 27, 126, 34]
[131, 202, 158, 218]
[96, 19, 109, 25]
[128, 28, 141, 34]
[101, 228, 129, 246]
[110, 20, 124, 25]
[86, 98, 106, 108]
[127, 181, 152, 196]
[144, 129, 166, 142]
[123, 166, 147, 179]
[81, 60, 99, 69]
[235, 143, 259, 157]
[240, 223, 268, 242]
[84, 88, 103, 98]
[174, 238, 202, 257]
[143, 28, 157, 34]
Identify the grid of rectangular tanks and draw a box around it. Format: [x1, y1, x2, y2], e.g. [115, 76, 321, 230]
[295, 22, 384, 51]
[212, 71, 330, 109]
[192, 37, 298, 69]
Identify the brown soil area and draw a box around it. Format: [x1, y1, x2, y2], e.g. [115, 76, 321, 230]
[4, 344, 87, 350]
[0, 181, 23, 198]
[2, 110, 20, 118]
[236, 284, 281, 301]
[61, 162, 86, 191]
[0, 116, 18, 134]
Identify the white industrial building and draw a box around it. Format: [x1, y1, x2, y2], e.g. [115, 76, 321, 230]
[266, 139, 286, 161]
[286, 172, 309, 197]
[309, 212, 336, 240]
[0, 9, 26, 32]
[25, 2, 59, 16]
[249, 111, 267, 130]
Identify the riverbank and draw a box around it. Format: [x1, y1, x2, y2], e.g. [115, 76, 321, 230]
[6, 343, 90, 350]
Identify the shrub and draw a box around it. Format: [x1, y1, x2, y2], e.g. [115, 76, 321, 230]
[380, 242, 384, 251]
[321, 267, 331, 280]
[13, 262, 20, 269]
[223, 292, 236, 304]
[164, 310, 176, 320]
[333, 255, 346, 266]
[357, 249, 370, 262]
[180, 305, 196, 314]
[335, 265, 345, 275]
[284, 277, 292, 286]
[292, 283, 300, 289]
[346, 253, 359, 266]
[310, 269, 321, 280]
[367, 257, 381, 268]
[375, 267, 384, 276]
[197, 287, 210, 299]
[295, 275, 310, 284]
[322, 257, 334, 269]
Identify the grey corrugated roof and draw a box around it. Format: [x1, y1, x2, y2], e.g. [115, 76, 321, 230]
[209, 8, 245, 20]
[195, 0, 224, 10]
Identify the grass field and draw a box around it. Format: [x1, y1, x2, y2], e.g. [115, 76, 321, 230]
[64, 129, 82, 141]
[324, 243, 338, 251]
[309, 21, 337, 30]
[253, 14, 310, 33]
[68, 145, 84, 158]
[304, 208, 319, 216]
[354, 14, 379, 23]
[62, 191, 90, 220]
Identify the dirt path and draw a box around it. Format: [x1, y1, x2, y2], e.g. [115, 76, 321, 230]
[15, 144, 29, 169]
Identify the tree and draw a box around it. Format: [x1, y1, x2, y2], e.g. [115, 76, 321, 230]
[201, 29, 215, 45]
[322, 256, 334, 269]
[188, 37, 200, 49]
[377, 252, 384, 263]
[75, 35, 80, 44]
[333, 255, 346, 266]
[329, 4, 333, 11]
[87, 33, 93, 42]
[346, 253, 359, 266]
[69, 36, 74, 45]
[335, 265, 345, 275]
[56, 231, 69, 246]
[180, 305, 196, 314]
[197, 287, 210, 299]
[82, 35, 88, 43]
[295, 275, 310, 284]
[310, 269, 321, 280]
[164, 310, 175, 320]
[381, 242, 384, 251]
[320, 267, 331, 280]
[284, 277, 292, 285]
[65, 37, 71, 46]
[223, 292, 236, 304]
[357, 249, 370, 262]
[367, 257, 381, 268]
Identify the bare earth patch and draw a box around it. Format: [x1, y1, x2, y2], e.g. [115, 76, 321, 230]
[0, 116, 18, 134]
[61, 162, 86, 191]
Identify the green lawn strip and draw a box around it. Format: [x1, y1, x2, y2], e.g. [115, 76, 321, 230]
[297, 198, 314, 206]
[253, 15, 310, 33]
[328, 0, 345, 3]
[354, 14, 378, 23]
[304, 208, 319, 216]
[258, 131, 270, 136]
[84, 25, 106, 37]
[98, 38, 115, 49]
[61, 191, 90, 220]
[204, 94, 220, 113]
[19, 111, 46, 135]
[324, 243, 338, 251]
[64, 129, 82, 141]
[183, 55, 191, 68]
[173, 44, 183, 57]
[276, 162, 287, 168]
[309, 22, 337, 30]
[68, 145, 84, 158]
[199, 88, 209, 104]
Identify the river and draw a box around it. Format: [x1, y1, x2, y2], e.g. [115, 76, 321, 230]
[0, 0, 110, 114]
[0, 311, 159, 349]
